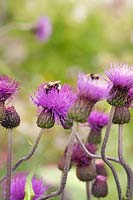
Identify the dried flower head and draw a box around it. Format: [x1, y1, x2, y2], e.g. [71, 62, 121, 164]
[32, 82, 76, 129]
[69, 73, 110, 123]
[106, 64, 133, 106]
[0, 75, 20, 103]
[35, 16, 52, 41]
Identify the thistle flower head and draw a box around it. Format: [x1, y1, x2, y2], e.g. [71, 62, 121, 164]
[88, 111, 109, 131]
[72, 143, 96, 167]
[35, 16, 52, 41]
[2, 173, 49, 200]
[106, 64, 133, 106]
[78, 73, 110, 102]
[32, 82, 76, 129]
[0, 75, 20, 103]
[106, 64, 133, 89]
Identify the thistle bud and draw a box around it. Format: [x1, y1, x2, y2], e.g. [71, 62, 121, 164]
[0, 103, 5, 122]
[58, 155, 72, 171]
[37, 109, 55, 129]
[1, 106, 20, 129]
[87, 129, 102, 144]
[112, 106, 130, 124]
[76, 162, 96, 182]
[68, 98, 94, 123]
[96, 160, 108, 177]
[92, 175, 108, 198]
[60, 116, 73, 129]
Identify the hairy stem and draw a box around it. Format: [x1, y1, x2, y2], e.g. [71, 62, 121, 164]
[101, 106, 122, 200]
[6, 129, 12, 200]
[75, 131, 120, 164]
[0, 129, 43, 185]
[118, 124, 133, 200]
[37, 124, 76, 200]
[86, 181, 91, 200]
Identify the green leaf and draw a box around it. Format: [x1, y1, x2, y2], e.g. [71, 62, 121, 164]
[24, 173, 34, 200]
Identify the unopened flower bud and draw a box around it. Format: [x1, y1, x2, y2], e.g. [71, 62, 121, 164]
[0, 103, 5, 122]
[60, 116, 73, 129]
[58, 155, 72, 171]
[96, 160, 108, 177]
[87, 129, 102, 144]
[1, 106, 20, 129]
[76, 162, 96, 182]
[68, 98, 94, 123]
[112, 106, 130, 124]
[37, 109, 55, 129]
[92, 175, 108, 198]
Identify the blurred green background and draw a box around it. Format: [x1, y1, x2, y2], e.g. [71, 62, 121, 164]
[0, 0, 133, 199]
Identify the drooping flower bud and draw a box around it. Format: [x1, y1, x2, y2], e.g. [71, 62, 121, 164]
[58, 155, 72, 171]
[92, 175, 108, 198]
[112, 106, 130, 124]
[1, 106, 20, 129]
[76, 162, 96, 182]
[37, 109, 55, 129]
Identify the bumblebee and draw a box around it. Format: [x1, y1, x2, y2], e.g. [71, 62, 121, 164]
[86, 73, 99, 80]
[44, 81, 61, 93]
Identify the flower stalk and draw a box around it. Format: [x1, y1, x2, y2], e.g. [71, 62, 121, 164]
[37, 123, 76, 200]
[101, 106, 122, 200]
[6, 129, 12, 200]
[118, 124, 133, 200]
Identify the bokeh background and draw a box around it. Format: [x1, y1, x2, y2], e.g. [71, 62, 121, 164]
[0, 0, 133, 199]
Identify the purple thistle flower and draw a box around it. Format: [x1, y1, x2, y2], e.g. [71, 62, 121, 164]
[32, 176, 49, 200]
[78, 73, 110, 102]
[72, 143, 97, 167]
[0, 75, 20, 103]
[32, 83, 76, 129]
[35, 16, 52, 42]
[88, 111, 109, 132]
[69, 73, 110, 123]
[2, 173, 49, 200]
[106, 64, 133, 106]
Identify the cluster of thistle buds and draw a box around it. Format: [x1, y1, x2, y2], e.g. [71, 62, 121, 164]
[0, 64, 132, 200]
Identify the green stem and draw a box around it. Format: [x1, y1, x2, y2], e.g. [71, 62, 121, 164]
[86, 181, 91, 200]
[37, 123, 76, 200]
[0, 129, 44, 185]
[118, 124, 133, 200]
[101, 106, 122, 200]
[6, 129, 12, 200]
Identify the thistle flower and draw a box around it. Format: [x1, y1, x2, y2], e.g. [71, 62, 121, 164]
[2, 173, 49, 200]
[87, 110, 109, 144]
[72, 143, 96, 167]
[88, 111, 109, 132]
[35, 16, 52, 41]
[32, 82, 76, 129]
[92, 175, 108, 198]
[106, 64, 133, 106]
[0, 75, 19, 103]
[69, 73, 110, 123]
